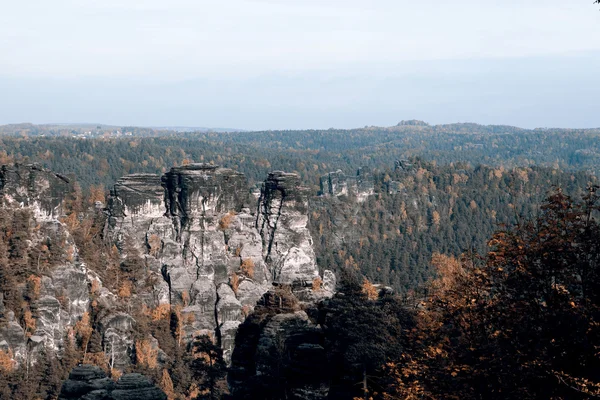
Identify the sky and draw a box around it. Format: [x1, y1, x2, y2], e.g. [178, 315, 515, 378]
[0, 0, 599, 130]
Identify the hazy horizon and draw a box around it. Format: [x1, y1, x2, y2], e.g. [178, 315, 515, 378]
[1, 1, 599, 130]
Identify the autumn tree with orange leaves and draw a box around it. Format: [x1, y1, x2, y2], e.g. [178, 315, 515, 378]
[385, 187, 600, 400]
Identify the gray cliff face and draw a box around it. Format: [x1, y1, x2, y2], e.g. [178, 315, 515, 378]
[105, 165, 332, 363]
[0, 162, 334, 383]
[319, 167, 374, 202]
[58, 365, 167, 400]
[257, 172, 318, 285]
[228, 288, 330, 399]
[0, 163, 71, 220]
[0, 164, 96, 363]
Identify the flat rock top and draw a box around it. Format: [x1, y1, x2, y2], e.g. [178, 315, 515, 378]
[67, 365, 107, 381]
[0, 163, 72, 212]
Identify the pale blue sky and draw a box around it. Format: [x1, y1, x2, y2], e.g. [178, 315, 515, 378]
[1, 0, 599, 129]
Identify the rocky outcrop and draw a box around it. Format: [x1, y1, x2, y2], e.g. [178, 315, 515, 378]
[319, 170, 349, 197]
[0, 161, 335, 379]
[394, 159, 414, 172]
[58, 365, 166, 400]
[0, 164, 98, 364]
[319, 168, 373, 202]
[229, 288, 330, 399]
[105, 165, 333, 363]
[0, 163, 71, 221]
[257, 172, 318, 285]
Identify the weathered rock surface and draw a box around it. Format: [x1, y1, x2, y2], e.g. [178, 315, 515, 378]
[257, 171, 318, 285]
[229, 289, 330, 399]
[319, 167, 373, 202]
[58, 365, 166, 400]
[319, 170, 349, 197]
[0, 163, 71, 220]
[0, 161, 335, 384]
[105, 165, 333, 363]
[0, 164, 98, 364]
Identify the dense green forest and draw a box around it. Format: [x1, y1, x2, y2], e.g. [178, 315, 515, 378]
[1, 122, 600, 190]
[310, 161, 598, 292]
[2, 124, 600, 399]
[1, 124, 599, 293]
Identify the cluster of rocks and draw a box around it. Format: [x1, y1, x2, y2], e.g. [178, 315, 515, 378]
[318, 167, 374, 202]
[58, 365, 166, 400]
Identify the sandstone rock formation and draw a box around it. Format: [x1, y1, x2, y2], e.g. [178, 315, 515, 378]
[319, 167, 374, 202]
[58, 365, 166, 400]
[0, 163, 71, 221]
[0, 162, 335, 384]
[0, 164, 97, 362]
[228, 287, 330, 399]
[105, 164, 333, 363]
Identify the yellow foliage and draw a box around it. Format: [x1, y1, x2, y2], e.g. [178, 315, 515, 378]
[89, 185, 106, 203]
[430, 253, 464, 294]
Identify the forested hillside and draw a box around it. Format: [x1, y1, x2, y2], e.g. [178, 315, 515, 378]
[310, 161, 597, 292]
[2, 124, 600, 399]
[1, 122, 600, 190]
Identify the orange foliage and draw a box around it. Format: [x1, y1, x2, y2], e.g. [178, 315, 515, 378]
[0, 349, 15, 373]
[61, 212, 79, 231]
[230, 273, 240, 294]
[148, 234, 162, 257]
[84, 352, 108, 371]
[160, 369, 176, 400]
[240, 258, 255, 279]
[118, 280, 133, 299]
[181, 290, 190, 306]
[362, 278, 379, 301]
[110, 368, 123, 381]
[218, 211, 236, 230]
[90, 279, 101, 295]
[135, 339, 158, 369]
[27, 274, 42, 300]
[312, 277, 323, 291]
[23, 309, 36, 337]
[74, 312, 93, 351]
[151, 304, 171, 321]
